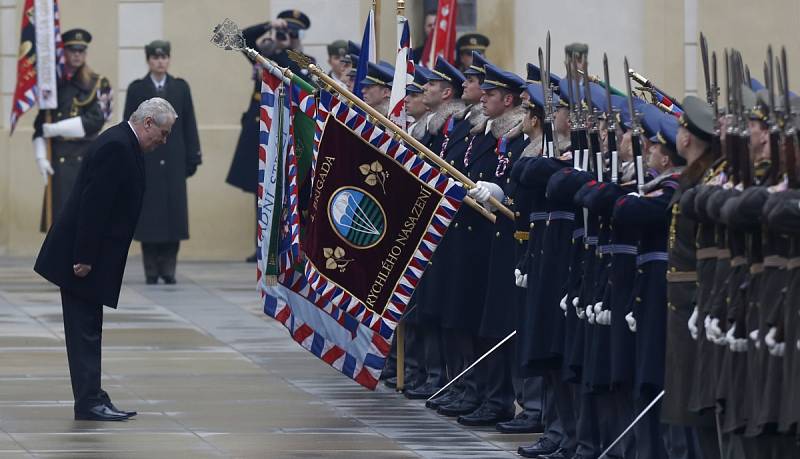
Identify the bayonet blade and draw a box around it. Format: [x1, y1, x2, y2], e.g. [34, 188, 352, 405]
[624, 57, 636, 131]
[700, 32, 712, 104]
[603, 53, 613, 124]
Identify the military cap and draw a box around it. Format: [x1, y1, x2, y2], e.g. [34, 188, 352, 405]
[617, 96, 648, 131]
[62, 28, 92, 50]
[277, 9, 311, 30]
[456, 33, 490, 52]
[678, 95, 715, 142]
[145, 40, 170, 58]
[346, 54, 359, 74]
[526, 63, 561, 88]
[428, 56, 466, 87]
[407, 67, 434, 94]
[650, 113, 680, 152]
[749, 78, 766, 92]
[327, 40, 348, 57]
[524, 82, 562, 111]
[481, 63, 525, 92]
[640, 104, 666, 138]
[565, 42, 589, 56]
[463, 51, 492, 77]
[360, 61, 394, 88]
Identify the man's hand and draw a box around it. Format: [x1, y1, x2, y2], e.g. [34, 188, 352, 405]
[73, 264, 92, 277]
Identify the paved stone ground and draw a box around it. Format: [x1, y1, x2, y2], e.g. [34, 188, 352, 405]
[0, 258, 536, 458]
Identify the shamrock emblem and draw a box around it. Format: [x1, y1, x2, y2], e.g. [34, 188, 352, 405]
[359, 161, 388, 194]
[323, 247, 353, 272]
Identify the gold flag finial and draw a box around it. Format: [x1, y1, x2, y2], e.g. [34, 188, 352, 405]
[287, 49, 312, 69]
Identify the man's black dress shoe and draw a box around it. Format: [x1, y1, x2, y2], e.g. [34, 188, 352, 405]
[495, 411, 544, 434]
[146, 276, 158, 285]
[437, 399, 480, 417]
[517, 437, 559, 458]
[457, 405, 514, 426]
[75, 404, 131, 421]
[383, 376, 397, 389]
[105, 401, 137, 418]
[162, 276, 176, 285]
[404, 382, 440, 400]
[425, 389, 460, 409]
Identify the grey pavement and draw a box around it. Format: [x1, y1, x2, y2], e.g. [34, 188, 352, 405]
[0, 257, 535, 458]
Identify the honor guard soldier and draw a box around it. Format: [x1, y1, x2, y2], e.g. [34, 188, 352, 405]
[463, 63, 529, 427]
[326, 40, 349, 89]
[123, 40, 202, 285]
[359, 62, 394, 115]
[32, 28, 112, 231]
[228, 10, 314, 261]
[455, 33, 490, 74]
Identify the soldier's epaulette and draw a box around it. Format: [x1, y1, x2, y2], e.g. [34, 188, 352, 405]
[72, 74, 104, 108]
[702, 159, 727, 185]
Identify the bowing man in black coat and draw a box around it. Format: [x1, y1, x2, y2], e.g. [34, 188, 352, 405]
[123, 40, 202, 285]
[34, 98, 177, 421]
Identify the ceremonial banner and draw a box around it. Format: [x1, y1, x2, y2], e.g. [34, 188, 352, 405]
[10, 0, 64, 133]
[262, 89, 466, 389]
[353, 8, 376, 99]
[427, 0, 457, 66]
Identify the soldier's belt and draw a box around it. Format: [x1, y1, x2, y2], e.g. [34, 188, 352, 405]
[763, 255, 788, 268]
[612, 244, 638, 255]
[598, 244, 613, 255]
[548, 211, 575, 221]
[666, 270, 698, 283]
[585, 236, 599, 246]
[750, 263, 764, 274]
[529, 211, 548, 222]
[716, 249, 731, 260]
[572, 228, 585, 240]
[788, 257, 800, 270]
[637, 251, 669, 266]
[514, 231, 529, 241]
[696, 247, 718, 260]
[730, 256, 747, 268]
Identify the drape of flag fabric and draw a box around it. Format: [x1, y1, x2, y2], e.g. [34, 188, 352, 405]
[260, 88, 467, 389]
[352, 8, 376, 99]
[427, 0, 457, 66]
[388, 17, 413, 129]
[10, 0, 64, 134]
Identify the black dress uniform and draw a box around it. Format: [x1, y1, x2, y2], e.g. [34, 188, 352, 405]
[33, 29, 110, 231]
[123, 41, 201, 283]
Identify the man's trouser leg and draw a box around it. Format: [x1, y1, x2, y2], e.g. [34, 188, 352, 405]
[421, 323, 445, 387]
[442, 328, 479, 403]
[512, 376, 544, 420]
[156, 241, 180, 278]
[633, 388, 669, 459]
[477, 337, 514, 413]
[61, 288, 104, 413]
[574, 389, 601, 457]
[141, 243, 159, 279]
[548, 369, 577, 451]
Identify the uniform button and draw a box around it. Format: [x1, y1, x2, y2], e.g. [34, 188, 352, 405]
[77, 156, 82, 161]
[507, 178, 511, 183]
[59, 157, 65, 163]
[670, 267, 676, 272]
[636, 297, 642, 303]
[495, 232, 500, 237]
[160, 160, 165, 165]
[637, 269, 643, 274]
[530, 223, 535, 229]
[467, 226, 473, 231]
[479, 173, 484, 178]
[454, 223, 459, 228]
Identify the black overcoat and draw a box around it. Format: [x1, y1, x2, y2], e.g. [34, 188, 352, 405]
[123, 74, 201, 242]
[34, 122, 145, 308]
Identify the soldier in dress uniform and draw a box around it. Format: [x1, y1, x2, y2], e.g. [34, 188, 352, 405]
[228, 10, 314, 262]
[662, 95, 720, 459]
[326, 40, 349, 89]
[455, 33, 490, 74]
[32, 28, 112, 231]
[463, 63, 529, 427]
[359, 62, 394, 115]
[123, 40, 201, 285]
[403, 57, 466, 400]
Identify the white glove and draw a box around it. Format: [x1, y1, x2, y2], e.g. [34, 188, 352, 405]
[42, 116, 85, 139]
[467, 180, 505, 208]
[586, 302, 596, 324]
[626, 191, 641, 198]
[560, 294, 569, 312]
[706, 317, 723, 344]
[796, 339, 799, 351]
[765, 327, 785, 357]
[514, 269, 527, 288]
[33, 137, 53, 185]
[625, 311, 637, 333]
[749, 329, 761, 349]
[573, 297, 585, 319]
[726, 325, 747, 352]
[688, 307, 699, 340]
[594, 302, 611, 325]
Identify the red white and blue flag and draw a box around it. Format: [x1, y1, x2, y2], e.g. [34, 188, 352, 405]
[10, 0, 64, 134]
[388, 17, 413, 129]
[260, 88, 467, 389]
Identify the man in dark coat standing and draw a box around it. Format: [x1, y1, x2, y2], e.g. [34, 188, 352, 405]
[34, 98, 177, 421]
[123, 40, 201, 284]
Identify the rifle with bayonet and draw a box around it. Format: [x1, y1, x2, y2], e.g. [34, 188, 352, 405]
[584, 60, 602, 181]
[540, 33, 557, 158]
[624, 57, 645, 194]
[628, 68, 684, 117]
[779, 47, 798, 187]
[603, 53, 619, 183]
[700, 33, 722, 162]
[766, 46, 782, 185]
[734, 51, 752, 188]
[724, 50, 740, 185]
[569, 47, 589, 171]
[565, 59, 581, 168]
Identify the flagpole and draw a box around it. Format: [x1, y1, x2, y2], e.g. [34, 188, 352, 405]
[210, 19, 507, 223]
[287, 53, 513, 222]
[44, 111, 53, 228]
[391, 0, 406, 393]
